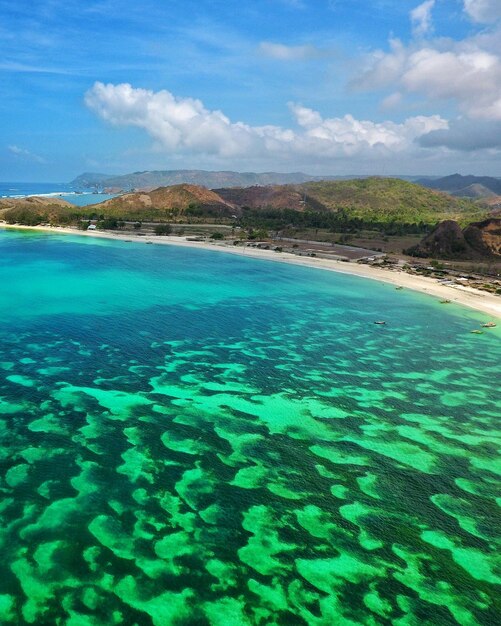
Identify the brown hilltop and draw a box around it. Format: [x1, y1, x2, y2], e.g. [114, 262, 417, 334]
[89, 184, 237, 219]
[406, 218, 501, 259]
[215, 185, 326, 212]
[0, 195, 75, 212]
[0, 196, 77, 225]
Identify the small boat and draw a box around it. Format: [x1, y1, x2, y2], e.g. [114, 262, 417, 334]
[440, 299, 451, 304]
[374, 321, 386, 325]
[395, 286, 403, 290]
[470, 330, 483, 334]
[481, 322, 496, 328]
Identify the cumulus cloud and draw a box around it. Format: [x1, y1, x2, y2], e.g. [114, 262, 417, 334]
[411, 0, 435, 37]
[8, 145, 46, 163]
[354, 38, 501, 120]
[419, 118, 501, 150]
[259, 41, 320, 60]
[463, 0, 501, 23]
[352, 0, 501, 125]
[85, 82, 448, 162]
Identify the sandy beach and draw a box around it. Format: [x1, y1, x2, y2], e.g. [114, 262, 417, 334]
[2, 223, 500, 320]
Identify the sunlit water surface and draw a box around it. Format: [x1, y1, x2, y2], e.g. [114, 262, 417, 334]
[0, 229, 499, 625]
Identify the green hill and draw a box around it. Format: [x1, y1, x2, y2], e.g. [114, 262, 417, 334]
[299, 177, 485, 226]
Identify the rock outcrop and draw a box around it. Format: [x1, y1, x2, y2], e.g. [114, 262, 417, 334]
[406, 218, 501, 259]
[464, 218, 501, 257]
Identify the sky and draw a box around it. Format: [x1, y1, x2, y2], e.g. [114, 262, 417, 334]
[1, 0, 501, 181]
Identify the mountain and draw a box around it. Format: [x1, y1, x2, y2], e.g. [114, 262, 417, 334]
[405, 218, 501, 259]
[448, 183, 498, 199]
[217, 177, 484, 226]
[416, 174, 501, 198]
[70, 172, 117, 189]
[85, 184, 236, 220]
[70, 169, 339, 191]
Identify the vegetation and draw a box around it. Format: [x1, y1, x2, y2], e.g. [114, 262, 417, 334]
[2, 205, 77, 226]
[299, 178, 486, 227]
[154, 224, 172, 235]
[97, 218, 119, 230]
[237, 207, 431, 236]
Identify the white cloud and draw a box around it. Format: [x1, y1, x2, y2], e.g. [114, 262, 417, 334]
[463, 0, 501, 23]
[0, 61, 71, 74]
[85, 82, 447, 163]
[288, 103, 447, 156]
[380, 92, 403, 110]
[259, 41, 320, 60]
[411, 0, 435, 37]
[8, 145, 46, 163]
[354, 38, 501, 120]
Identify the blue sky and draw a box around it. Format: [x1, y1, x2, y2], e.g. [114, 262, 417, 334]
[1, 0, 500, 180]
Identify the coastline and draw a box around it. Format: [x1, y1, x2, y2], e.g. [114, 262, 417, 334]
[2, 223, 500, 320]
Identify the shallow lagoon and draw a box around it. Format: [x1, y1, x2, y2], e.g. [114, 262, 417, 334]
[0, 229, 499, 625]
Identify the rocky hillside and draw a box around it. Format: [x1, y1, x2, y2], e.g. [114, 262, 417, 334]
[86, 184, 236, 220]
[406, 218, 501, 259]
[464, 218, 501, 257]
[481, 196, 501, 211]
[214, 185, 327, 212]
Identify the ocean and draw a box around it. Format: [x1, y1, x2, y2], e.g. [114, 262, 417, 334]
[0, 182, 116, 206]
[0, 228, 499, 625]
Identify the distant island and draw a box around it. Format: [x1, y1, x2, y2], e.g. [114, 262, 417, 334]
[69, 169, 342, 192]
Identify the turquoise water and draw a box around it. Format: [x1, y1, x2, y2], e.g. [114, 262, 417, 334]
[0, 182, 116, 206]
[0, 229, 499, 625]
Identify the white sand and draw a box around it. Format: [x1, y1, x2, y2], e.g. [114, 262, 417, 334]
[2, 223, 500, 320]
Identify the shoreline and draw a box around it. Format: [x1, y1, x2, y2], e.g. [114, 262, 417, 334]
[2, 223, 500, 320]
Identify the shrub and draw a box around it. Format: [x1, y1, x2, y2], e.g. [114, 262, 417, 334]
[154, 224, 172, 236]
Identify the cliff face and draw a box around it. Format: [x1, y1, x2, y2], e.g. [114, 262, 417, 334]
[407, 218, 501, 259]
[464, 219, 501, 257]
